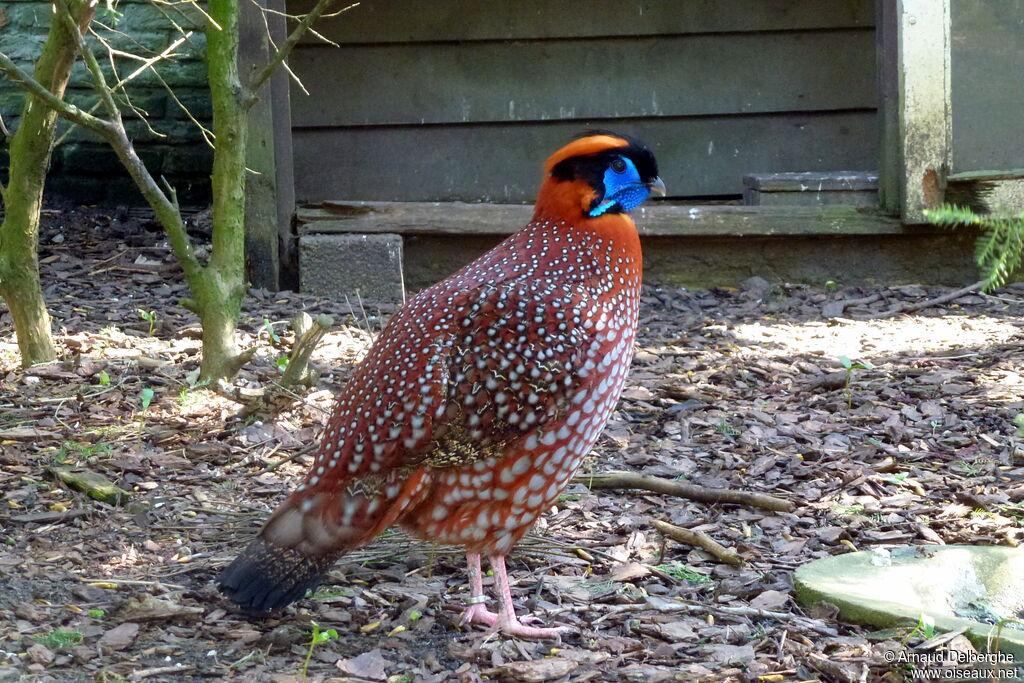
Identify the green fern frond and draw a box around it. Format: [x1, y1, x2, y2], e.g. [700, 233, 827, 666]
[925, 204, 1024, 292]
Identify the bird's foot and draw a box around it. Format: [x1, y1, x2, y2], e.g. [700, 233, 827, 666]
[459, 601, 499, 627]
[492, 613, 571, 639]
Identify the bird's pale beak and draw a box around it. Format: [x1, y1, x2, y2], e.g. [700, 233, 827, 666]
[646, 177, 667, 197]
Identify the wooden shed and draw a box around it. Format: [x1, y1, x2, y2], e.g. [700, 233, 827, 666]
[244, 0, 1024, 294]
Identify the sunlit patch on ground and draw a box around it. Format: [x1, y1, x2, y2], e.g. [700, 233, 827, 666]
[732, 315, 1022, 361]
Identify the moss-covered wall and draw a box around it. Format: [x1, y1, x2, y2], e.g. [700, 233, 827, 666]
[0, 0, 212, 206]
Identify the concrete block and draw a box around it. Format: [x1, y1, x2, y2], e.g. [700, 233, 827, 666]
[300, 233, 405, 301]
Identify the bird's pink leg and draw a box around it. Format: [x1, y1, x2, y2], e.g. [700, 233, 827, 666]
[488, 555, 570, 639]
[458, 552, 499, 627]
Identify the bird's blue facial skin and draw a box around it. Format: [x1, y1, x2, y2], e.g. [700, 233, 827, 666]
[589, 155, 651, 217]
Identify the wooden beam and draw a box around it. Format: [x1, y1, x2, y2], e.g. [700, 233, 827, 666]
[296, 201, 910, 238]
[878, 0, 952, 223]
[268, 0, 297, 289]
[876, 0, 900, 215]
[240, 0, 281, 290]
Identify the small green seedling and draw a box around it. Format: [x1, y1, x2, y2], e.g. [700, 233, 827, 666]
[139, 387, 155, 411]
[301, 621, 338, 681]
[138, 309, 158, 336]
[838, 356, 874, 409]
[263, 317, 282, 345]
[274, 356, 289, 371]
[825, 279, 840, 293]
[87, 609, 105, 619]
[900, 612, 936, 646]
[97, 370, 111, 386]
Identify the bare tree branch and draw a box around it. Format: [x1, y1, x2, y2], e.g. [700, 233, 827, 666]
[245, 0, 355, 106]
[0, 52, 113, 135]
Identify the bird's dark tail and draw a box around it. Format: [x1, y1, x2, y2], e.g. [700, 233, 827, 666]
[218, 469, 431, 613]
[218, 537, 337, 613]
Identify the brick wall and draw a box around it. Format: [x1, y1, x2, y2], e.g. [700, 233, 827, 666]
[0, 0, 212, 207]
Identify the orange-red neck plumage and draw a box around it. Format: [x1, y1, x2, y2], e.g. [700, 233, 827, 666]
[532, 175, 643, 270]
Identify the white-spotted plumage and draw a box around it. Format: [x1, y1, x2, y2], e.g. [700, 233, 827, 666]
[219, 132, 660, 637]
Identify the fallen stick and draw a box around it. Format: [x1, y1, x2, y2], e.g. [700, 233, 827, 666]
[48, 467, 130, 506]
[574, 471, 794, 513]
[651, 519, 743, 566]
[822, 292, 882, 318]
[854, 280, 986, 320]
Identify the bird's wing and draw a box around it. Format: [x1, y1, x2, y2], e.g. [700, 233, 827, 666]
[412, 279, 601, 470]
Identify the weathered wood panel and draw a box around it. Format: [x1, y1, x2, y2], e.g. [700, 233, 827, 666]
[291, 30, 875, 127]
[951, 0, 1024, 173]
[399, 233, 976, 290]
[289, 0, 873, 43]
[292, 113, 877, 202]
[296, 201, 905, 237]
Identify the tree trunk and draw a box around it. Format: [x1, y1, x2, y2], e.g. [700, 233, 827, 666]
[194, 271, 249, 381]
[198, 0, 250, 382]
[0, 1, 93, 367]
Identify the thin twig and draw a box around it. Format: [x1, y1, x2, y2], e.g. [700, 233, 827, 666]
[575, 471, 795, 513]
[245, 0, 354, 105]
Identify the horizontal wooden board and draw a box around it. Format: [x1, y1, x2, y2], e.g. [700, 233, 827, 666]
[290, 30, 875, 127]
[289, 0, 873, 44]
[951, 0, 1024, 173]
[292, 113, 878, 202]
[744, 172, 878, 191]
[297, 201, 906, 237]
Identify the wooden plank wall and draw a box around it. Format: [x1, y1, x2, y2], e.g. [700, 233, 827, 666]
[951, 0, 1024, 173]
[287, 0, 877, 203]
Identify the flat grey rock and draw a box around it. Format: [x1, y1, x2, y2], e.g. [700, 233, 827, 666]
[795, 545, 1024, 659]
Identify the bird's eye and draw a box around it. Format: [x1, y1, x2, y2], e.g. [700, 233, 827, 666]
[611, 158, 627, 173]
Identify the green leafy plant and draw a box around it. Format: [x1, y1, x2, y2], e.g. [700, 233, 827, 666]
[137, 309, 158, 336]
[838, 356, 874, 409]
[716, 417, 739, 438]
[825, 279, 840, 293]
[55, 440, 112, 464]
[97, 370, 111, 386]
[274, 356, 289, 371]
[87, 608, 105, 619]
[926, 204, 1024, 291]
[34, 629, 84, 650]
[1014, 414, 1024, 437]
[655, 561, 713, 584]
[831, 503, 865, 517]
[300, 621, 338, 682]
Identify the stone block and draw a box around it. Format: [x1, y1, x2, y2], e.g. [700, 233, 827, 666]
[300, 234, 405, 301]
[44, 175, 106, 205]
[162, 144, 213, 175]
[170, 91, 213, 121]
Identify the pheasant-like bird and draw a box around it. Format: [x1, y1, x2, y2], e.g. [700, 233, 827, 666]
[220, 132, 664, 638]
